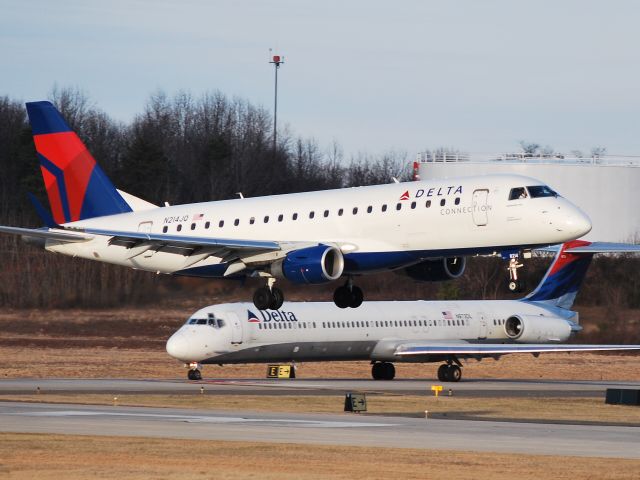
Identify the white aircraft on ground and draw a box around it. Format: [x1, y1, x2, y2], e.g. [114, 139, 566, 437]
[0, 101, 591, 310]
[166, 240, 640, 381]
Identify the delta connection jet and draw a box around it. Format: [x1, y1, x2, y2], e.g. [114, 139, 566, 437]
[166, 240, 640, 381]
[0, 101, 591, 310]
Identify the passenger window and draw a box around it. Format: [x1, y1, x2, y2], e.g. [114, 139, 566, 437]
[367, 206, 372, 213]
[411, 201, 416, 209]
[324, 210, 329, 218]
[440, 199, 446, 206]
[219, 220, 224, 228]
[177, 224, 182, 232]
[191, 223, 196, 230]
[309, 211, 315, 219]
[509, 187, 527, 200]
[454, 198, 460, 205]
[162, 226, 168, 233]
[278, 214, 283, 222]
[234, 219, 239, 226]
[338, 208, 344, 216]
[264, 215, 269, 223]
[205, 221, 210, 229]
[250, 217, 255, 225]
[352, 207, 358, 215]
[292, 213, 298, 220]
[426, 200, 431, 208]
[382, 204, 387, 212]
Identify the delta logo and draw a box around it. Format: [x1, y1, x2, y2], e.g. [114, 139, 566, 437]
[247, 310, 261, 323]
[399, 185, 463, 201]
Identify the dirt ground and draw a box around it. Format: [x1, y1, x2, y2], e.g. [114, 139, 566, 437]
[1, 433, 640, 480]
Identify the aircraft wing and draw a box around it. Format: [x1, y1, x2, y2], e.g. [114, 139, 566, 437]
[394, 341, 640, 357]
[0, 226, 93, 243]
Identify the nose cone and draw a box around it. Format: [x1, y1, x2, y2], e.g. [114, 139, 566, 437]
[565, 207, 592, 238]
[166, 330, 192, 361]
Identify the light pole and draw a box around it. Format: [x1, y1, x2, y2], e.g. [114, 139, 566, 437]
[269, 50, 284, 152]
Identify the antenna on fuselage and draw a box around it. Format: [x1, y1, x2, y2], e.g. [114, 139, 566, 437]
[236, 192, 245, 199]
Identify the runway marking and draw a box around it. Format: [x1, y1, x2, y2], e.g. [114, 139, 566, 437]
[6, 410, 398, 428]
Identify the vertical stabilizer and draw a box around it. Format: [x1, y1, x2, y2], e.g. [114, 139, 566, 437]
[26, 101, 132, 224]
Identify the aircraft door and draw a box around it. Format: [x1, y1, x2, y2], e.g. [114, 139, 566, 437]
[477, 313, 488, 340]
[472, 189, 489, 226]
[138, 221, 153, 233]
[227, 312, 243, 344]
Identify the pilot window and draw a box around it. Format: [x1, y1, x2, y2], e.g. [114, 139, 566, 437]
[527, 185, 558, 198]
[509, 187, 527, 200]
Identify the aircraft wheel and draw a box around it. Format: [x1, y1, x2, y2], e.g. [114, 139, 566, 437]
[508, 280, 524, 293]
[188, 369, 202, 381]
[333, 286, 351, 309]
[269, 287, 284, 310]
[382, 362, 395, 380]
[437, 364, 448, 382]
[448, 365, 462, 382]
[253, 287, 273, 310]
[371, 362, 384, 380]
[349, 286, 364, 308]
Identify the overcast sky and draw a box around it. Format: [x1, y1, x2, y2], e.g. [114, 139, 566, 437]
[2, 0, 639, 157]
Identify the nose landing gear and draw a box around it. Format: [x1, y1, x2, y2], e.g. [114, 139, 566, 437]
[187, 362, 202, 381]
[507, 255, 526, 293]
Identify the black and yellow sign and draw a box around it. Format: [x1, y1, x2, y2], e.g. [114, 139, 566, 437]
[344, 393, 367, 412]
[266, 364, 295, 379]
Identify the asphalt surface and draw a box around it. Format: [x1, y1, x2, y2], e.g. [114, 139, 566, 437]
[1, 377, 638, 398]
[1, 400, 639, 458]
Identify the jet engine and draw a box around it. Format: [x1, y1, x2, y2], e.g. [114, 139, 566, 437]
[399, 257, 466, 282]
[270, 245, 344, 284]
[504, 315, 572, 343]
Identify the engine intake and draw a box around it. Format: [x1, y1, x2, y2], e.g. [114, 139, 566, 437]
[400, 257, 466, 282]
[271, 245, 344, 284]
[504, 315, 572, 343]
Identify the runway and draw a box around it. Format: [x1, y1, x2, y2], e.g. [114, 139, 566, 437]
[0, 377, 638, 397]
[1, 400, 639, 458]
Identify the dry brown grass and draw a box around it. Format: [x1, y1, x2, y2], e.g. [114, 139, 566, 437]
[2, 393, 640, 425]
[1, 433, 639, 480]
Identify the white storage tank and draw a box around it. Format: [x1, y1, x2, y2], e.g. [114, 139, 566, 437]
[417, 153, 640, 242]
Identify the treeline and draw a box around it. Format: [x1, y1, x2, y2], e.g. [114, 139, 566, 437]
[0, 88, 639, 318]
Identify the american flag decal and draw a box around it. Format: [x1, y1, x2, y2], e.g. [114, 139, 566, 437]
[192, 213, 204, 221]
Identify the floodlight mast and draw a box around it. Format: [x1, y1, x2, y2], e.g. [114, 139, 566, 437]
[269, 51, 284, 152]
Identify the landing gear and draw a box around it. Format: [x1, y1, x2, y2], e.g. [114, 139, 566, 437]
[253, 278, 284, 310]
[371, 361, 395, 380]
[187, 369, 202, 381]
[333, 279, 364, 309]
[507, 256, 525, 293]
[437, 363, 462, 382]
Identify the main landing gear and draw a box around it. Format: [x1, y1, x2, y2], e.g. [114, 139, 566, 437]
[437, 361, 462, 382]
[253, 277, 285, 310]
[333, 278, 364, 309]
[371, 362, 395, 380]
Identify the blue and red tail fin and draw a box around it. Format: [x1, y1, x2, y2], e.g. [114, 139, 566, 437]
[523, 240, 594, 310]
[26, 101, 132, 224]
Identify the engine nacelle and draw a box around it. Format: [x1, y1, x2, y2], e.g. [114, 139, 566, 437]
[270, 245, 344, 284]
[504, 315, 572, 343]
[400, 257, 466, 282]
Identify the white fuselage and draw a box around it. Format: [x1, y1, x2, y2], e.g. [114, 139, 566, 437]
[45, 174, 591, 278]
[166, 300, 576, 364]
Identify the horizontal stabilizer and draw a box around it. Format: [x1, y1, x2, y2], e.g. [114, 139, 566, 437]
[116, 190, 158, 211]
[536, 242, 640, 254]
[0, 226, 93, 243]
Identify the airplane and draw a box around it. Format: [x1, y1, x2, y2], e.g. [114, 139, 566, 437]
[0, 101, 591, 310]
[166, 240, 640, 381]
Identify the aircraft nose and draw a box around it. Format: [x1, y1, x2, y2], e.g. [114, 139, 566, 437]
[166, 331, 192, 361]
[566, 207, 592, 237]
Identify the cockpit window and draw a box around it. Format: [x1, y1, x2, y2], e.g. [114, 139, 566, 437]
[527, 185, 558, 198]
[186, 314, 226, 328]
[188, 319, 197, 324]
[508, 187, 528, 200]
[196, 319, 207, 325]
